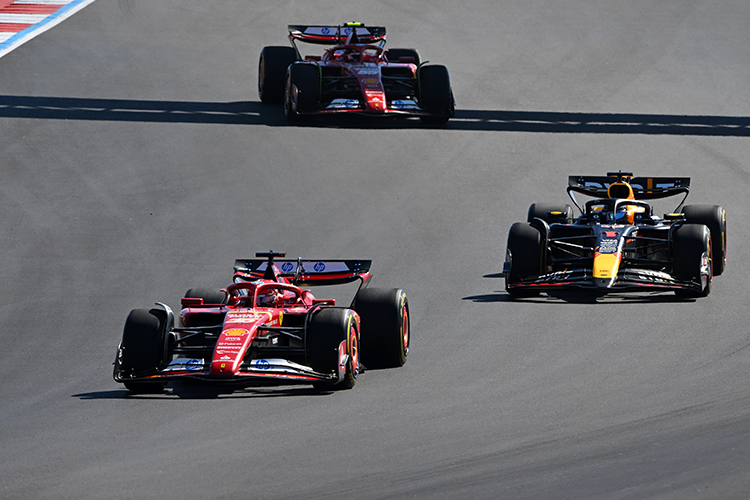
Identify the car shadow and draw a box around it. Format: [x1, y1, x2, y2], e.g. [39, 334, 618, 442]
[2, 95, 749, 135]
[465, 273, 697, 304]
[73, 383, 332, 400]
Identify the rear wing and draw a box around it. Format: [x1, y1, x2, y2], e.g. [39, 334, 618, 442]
[233, 258, 372, 287]
[288, 24, 386, 45]
[567, 174, 690, 212]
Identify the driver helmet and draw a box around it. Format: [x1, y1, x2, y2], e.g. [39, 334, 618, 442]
[256, 288, 280, 308]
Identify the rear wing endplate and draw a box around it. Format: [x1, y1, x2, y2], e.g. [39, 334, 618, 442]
[234, 258, 372, 287]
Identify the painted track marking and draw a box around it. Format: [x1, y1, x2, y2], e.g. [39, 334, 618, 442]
[0, 0, 96, 58]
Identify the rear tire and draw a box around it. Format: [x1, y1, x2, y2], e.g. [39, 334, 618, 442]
[117, 308, 169, 393]
[308, 308, 359, 390]
[285, 63, 320, 121]
[355, 288, 410, 369]
[184, 287, 226, 305]
[673, 223, 712, 298]
[418, 65, 454, 124]
[527, 203, 574, 224]
[681, 205, 726, 276]
[258, 46, 298, 104]
[385, 48, 421, 65]
[505, 222, 543, 296]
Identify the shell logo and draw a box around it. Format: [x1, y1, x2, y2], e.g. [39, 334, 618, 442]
[225, 329, 247, 336]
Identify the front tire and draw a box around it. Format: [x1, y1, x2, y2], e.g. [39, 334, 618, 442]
[673, 223, 712, 298]
[418, 65, 454, 124]
[355, 288, 410, 369]
[308, 308, 359, 390]
[116, 308, 169, 393]
[285, 63, 320, 121]
[505, 222, 543, 296]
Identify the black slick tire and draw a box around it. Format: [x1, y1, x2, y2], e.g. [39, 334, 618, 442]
[285, 63, 320, 121]
[505, 222, 543, 296]
[117, 308, 168, 393]
[355, 288, 410, 369]
[672, 223, 712, 298]
[184, 288, 226, 305]
[258, 46, 298, 104]
[418, 65, 454, 124]
[308, 308, 359, 390]
[385, 48, 421, 65]
[527, 203, 574, 224]
[681, 205, 726, 276]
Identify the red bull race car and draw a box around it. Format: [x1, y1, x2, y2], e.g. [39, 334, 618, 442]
[113, 252, 410, 393]
[258, 23, 455, 123]
[503, 172, 727, 298]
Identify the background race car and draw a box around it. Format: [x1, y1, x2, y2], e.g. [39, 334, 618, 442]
[503, 172, 727, 298]
[113, 252, 410, 393]
[258, 23, 455, 123]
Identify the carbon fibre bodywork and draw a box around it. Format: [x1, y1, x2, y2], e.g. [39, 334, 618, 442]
[503, 173, 725, 297]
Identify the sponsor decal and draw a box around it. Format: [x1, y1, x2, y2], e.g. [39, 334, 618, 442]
[354, 67, 379, 75]
[185, 359, 202, 370]
[220, 355, 232, 361]
[226, 313, 269, 323]
[363, 78, 379, 84]
[281, 262, 294, 272]
[391, 100, 418, 109]
[253, 359, 271, 370]
[321, 27, 331, 35]
[314, 262, 326, 272]
[224, 328, 248, 336]
[220, 337, 243, 344]
[598, 239, 619, 254]
[216, 345, 241, 351]
[604, 231, 617, 237]
[327, 99, 360, 109]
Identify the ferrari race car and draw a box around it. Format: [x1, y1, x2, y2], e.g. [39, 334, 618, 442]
[258, 23, 455, 123]
[503, 172, 727, 298]
[113, 252, 410, 393]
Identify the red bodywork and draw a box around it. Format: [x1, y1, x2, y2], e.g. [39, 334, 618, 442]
[282, 24, 454, 120]
[115, 256, 372, 387]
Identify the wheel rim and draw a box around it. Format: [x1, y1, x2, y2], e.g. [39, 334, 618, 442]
[401, 307, 410, 355]
[258, 57, 265, 97]
[349, 322, 359, 378]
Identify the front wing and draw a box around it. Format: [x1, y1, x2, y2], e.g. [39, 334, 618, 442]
[114, 357, 342, 386]
[505, 266, 704, 293]
[299, 98, 443, 118]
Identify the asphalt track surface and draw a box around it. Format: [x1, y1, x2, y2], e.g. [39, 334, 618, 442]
[2, 1, 750, 499]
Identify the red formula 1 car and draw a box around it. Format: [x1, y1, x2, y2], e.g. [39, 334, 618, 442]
[503, 172, 727, 298]
[113, 252, 410, 393]
[258, 23, 455, 124]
